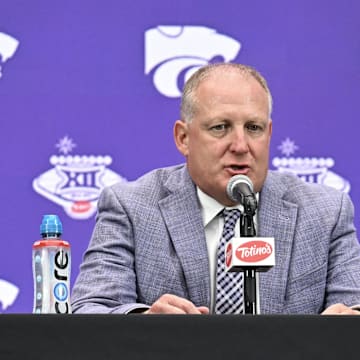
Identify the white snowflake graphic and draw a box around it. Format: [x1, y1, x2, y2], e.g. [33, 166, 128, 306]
[55, 136, 77, 155]
[278, 137, 299, 157]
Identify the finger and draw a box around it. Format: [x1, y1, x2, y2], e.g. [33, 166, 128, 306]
[147, 294, 205, 314]
[163, 294, 204, 314]
[147, 302, 187, 314]
[322, 303, 360, 315]
[321, 303, 345, 314]
[197, 306, 210, 314]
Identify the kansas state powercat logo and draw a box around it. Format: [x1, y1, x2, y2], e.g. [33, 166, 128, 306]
[0, 279, 19, 312]
[273, 138, 350, 193]
[33, 136, 126, 219]
[0, 32, 19, 78]
[145, 26, 241, 97]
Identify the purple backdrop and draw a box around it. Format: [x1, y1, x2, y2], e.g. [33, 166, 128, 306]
[1, 0, 360, 312]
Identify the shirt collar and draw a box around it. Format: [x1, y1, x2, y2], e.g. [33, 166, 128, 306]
[197, 187, 244, 227]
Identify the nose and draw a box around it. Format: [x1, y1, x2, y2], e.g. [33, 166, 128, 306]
[228, 127, 249, 154]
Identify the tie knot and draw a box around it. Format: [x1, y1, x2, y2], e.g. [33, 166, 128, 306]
[222, 209, 241, 230]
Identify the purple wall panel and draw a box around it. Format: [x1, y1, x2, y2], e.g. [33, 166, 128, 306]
[1, 0, 359, 312]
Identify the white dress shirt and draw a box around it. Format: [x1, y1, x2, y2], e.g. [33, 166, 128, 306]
[196, 187, 258, 313]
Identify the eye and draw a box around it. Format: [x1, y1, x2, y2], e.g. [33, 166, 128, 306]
[211, 124, 228, 131]
[208, 123, 231, 136]
[246, 123, 264, 133]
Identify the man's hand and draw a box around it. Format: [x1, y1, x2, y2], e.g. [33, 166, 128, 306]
[321, 303, 360, 315]
[144, 294, 209, 314]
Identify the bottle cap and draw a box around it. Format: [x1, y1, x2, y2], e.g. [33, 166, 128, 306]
[40, 214, 63, 235]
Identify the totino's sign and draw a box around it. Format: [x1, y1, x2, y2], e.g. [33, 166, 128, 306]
[225, 237, 275, 272]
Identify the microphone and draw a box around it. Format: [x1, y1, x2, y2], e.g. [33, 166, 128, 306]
[225, 175, 274, 314]
[226, 175, 257, 214]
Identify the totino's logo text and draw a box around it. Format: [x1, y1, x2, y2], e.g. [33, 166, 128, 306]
[236, 241, 273, 262]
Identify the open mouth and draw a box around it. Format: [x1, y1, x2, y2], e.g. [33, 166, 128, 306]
[225, 164, 250, 176]
[229, 165, 248, 171]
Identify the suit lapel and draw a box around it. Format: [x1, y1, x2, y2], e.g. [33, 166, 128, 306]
[158, 166, 210, 307]
[157, 168, 298, 312]
[258, 172, 298, 313]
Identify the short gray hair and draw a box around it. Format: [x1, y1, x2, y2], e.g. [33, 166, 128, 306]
[180, 63, 273, 122]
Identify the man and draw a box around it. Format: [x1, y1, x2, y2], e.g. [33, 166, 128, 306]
[71, 63, 360, 314]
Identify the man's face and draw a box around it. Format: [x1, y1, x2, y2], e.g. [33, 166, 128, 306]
[174, 71, 272, 206]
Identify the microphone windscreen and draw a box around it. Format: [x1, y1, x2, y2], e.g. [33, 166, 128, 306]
[226, 175, 254, 203]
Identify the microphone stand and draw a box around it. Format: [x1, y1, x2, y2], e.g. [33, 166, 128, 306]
[240, 195, 257, 314]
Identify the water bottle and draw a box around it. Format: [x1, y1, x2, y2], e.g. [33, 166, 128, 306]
[32, 215, 71, 314]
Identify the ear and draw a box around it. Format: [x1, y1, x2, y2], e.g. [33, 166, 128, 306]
[268, 119, 273, 137]
[269, 119, 272, 137]
[174, 120, 189, 156]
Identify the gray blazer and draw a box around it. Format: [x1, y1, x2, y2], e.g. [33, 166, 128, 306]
[71, 164, 360, 314]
